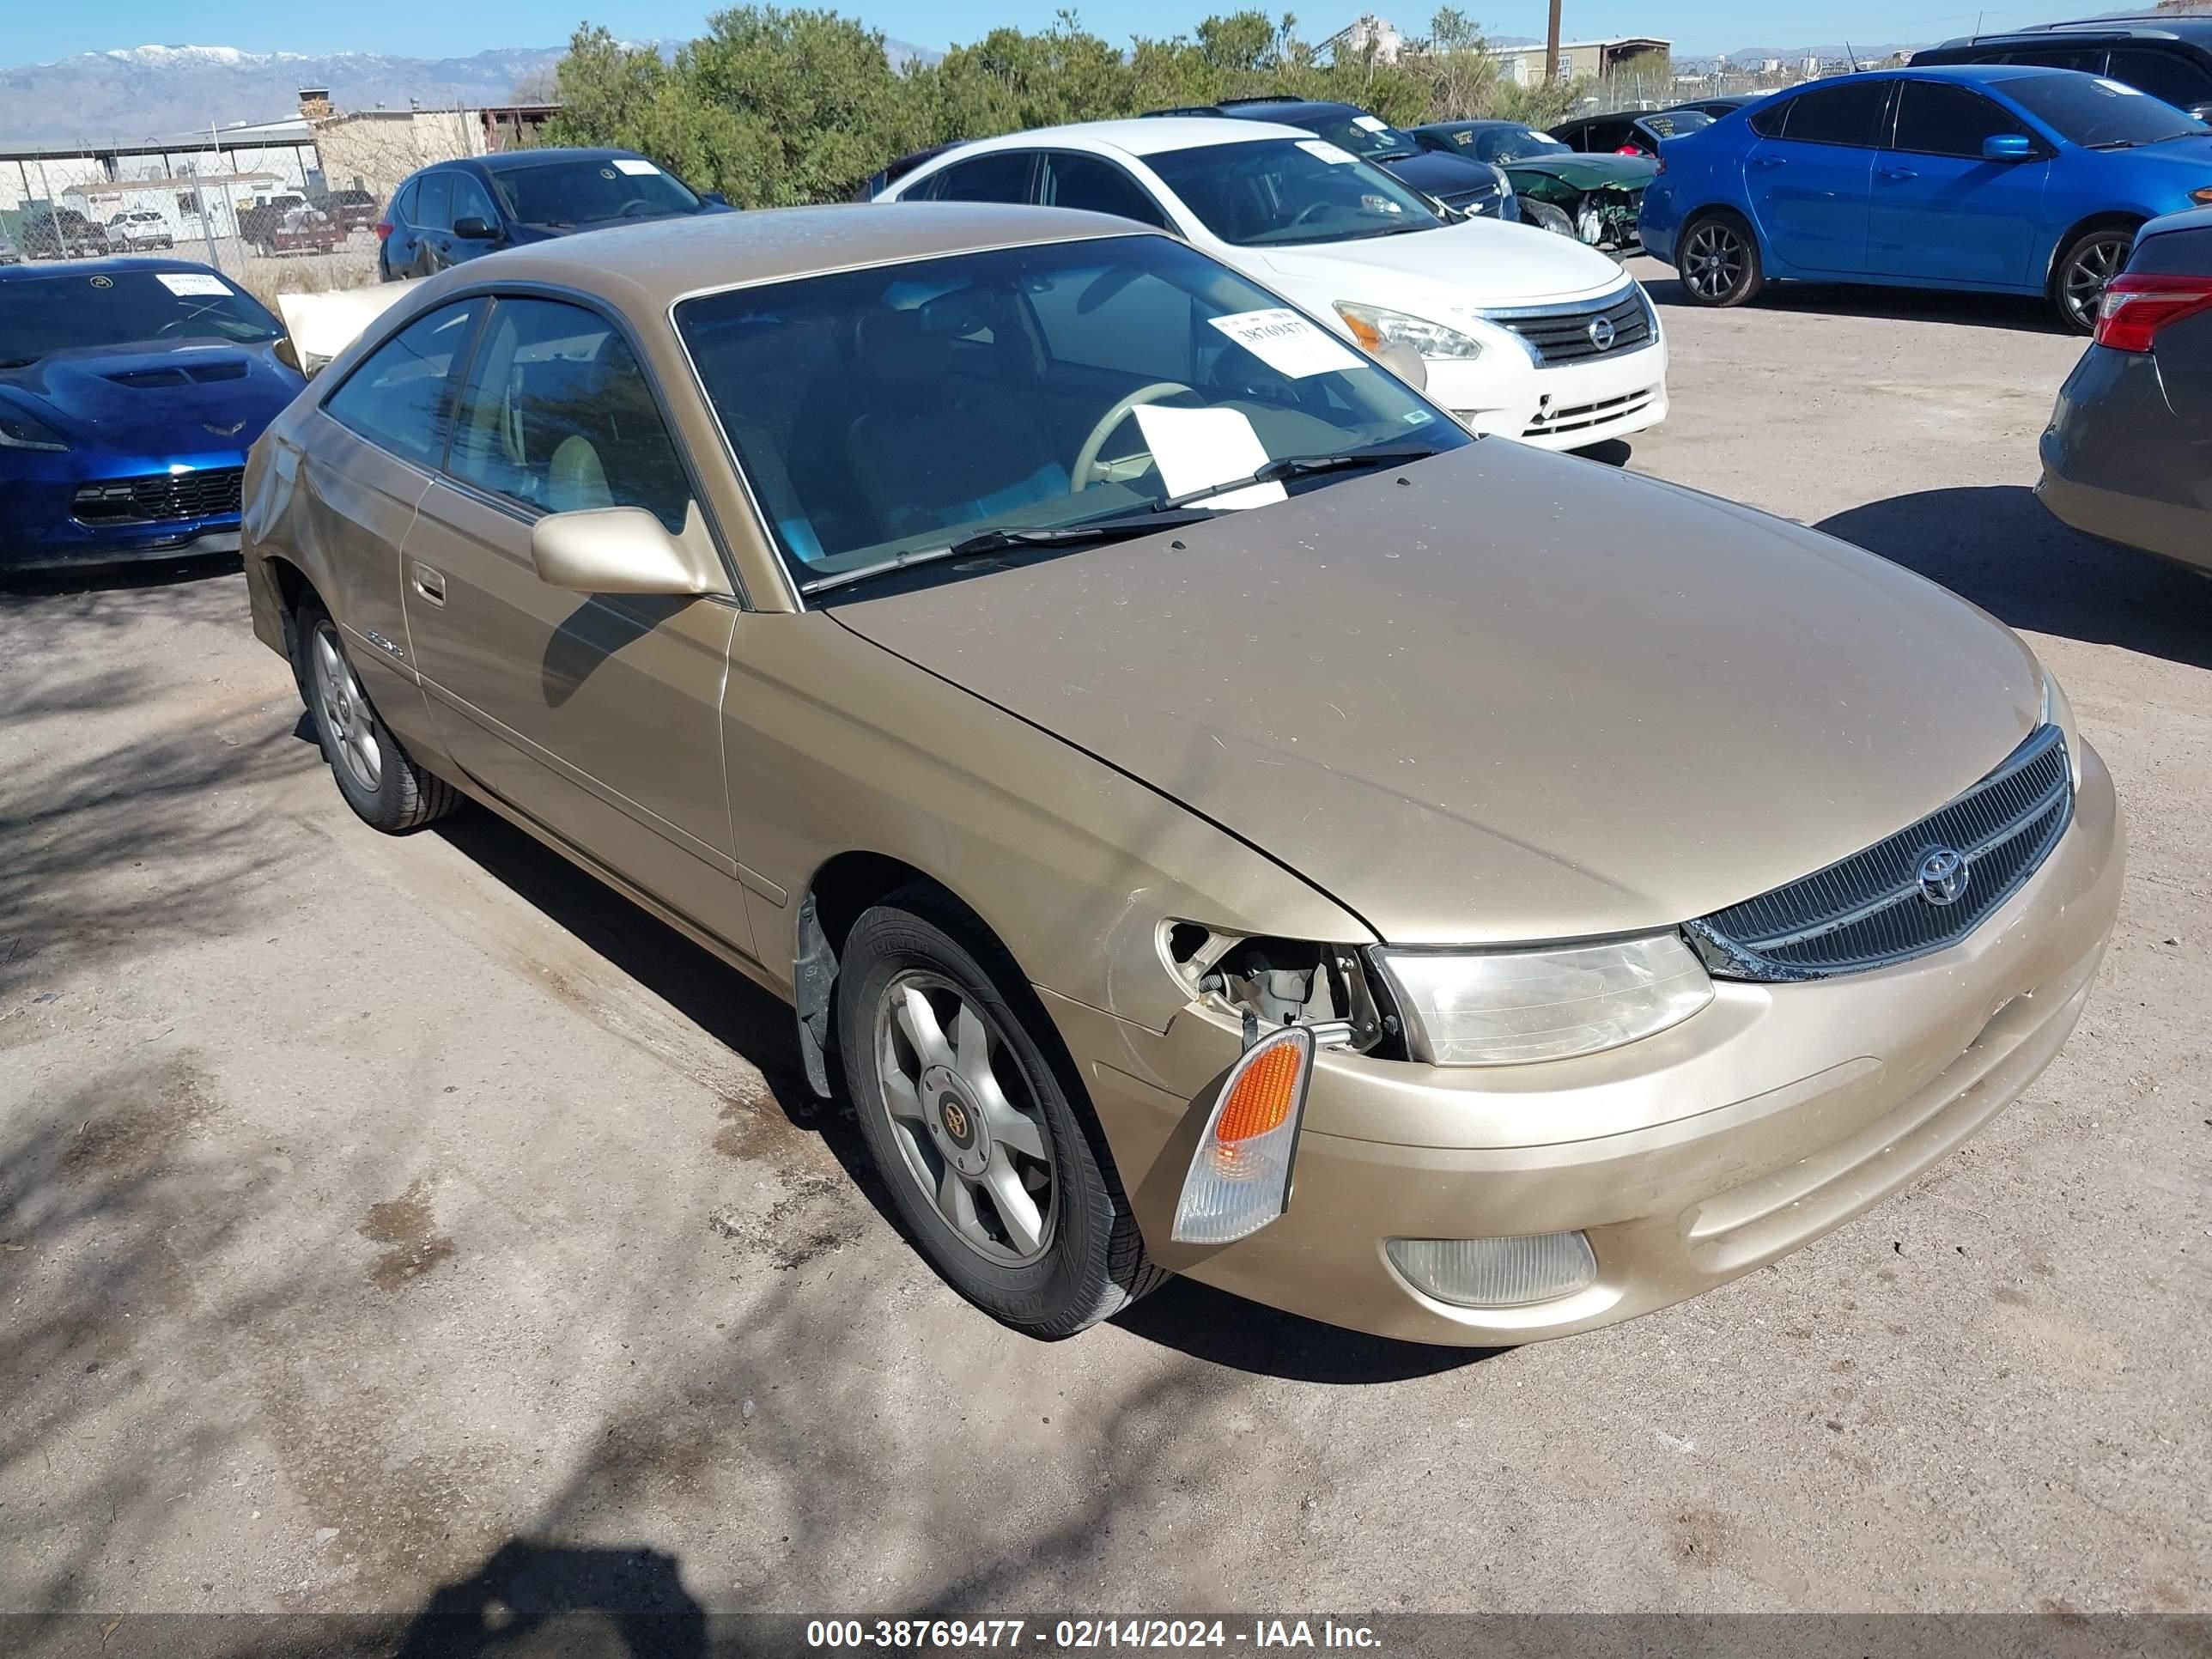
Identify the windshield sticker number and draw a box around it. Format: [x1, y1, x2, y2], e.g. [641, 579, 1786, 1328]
[1361, 194, 1405, 214]
[155, 272, 232, 296]
[1352, 114, 1390, 132]
[613, 158, 660, 174]
[1296, 139, 1359, 165]
[1131, 405, 1288, 511]
[1208, 307, 1364, 379]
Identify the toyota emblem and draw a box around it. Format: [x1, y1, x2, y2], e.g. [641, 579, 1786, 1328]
[1917, 846, 1971, 907]
[1587, 315, 1617, 351]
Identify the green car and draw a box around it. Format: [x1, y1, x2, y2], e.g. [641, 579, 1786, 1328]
[1412, 120, 1656, 252]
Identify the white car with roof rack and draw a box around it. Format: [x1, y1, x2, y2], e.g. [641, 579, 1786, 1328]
[874, 116, 1668, 450]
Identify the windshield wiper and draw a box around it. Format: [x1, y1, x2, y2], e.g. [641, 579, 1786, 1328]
[2085, 138, 2141, 150]
[0, 356, 40, 370]
[799, 507, 1218, 597]
[1158, 444, 1446, 509]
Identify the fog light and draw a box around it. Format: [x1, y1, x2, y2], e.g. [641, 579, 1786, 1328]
[1387, 1232, 1598, 1308]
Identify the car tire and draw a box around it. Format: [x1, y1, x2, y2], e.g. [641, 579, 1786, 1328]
[2051, 225, 2134, 335]
[1676, 209, 1765, 307]
[293, 596, 459, 834]
[1522, 199, 1576, 237]
[836, 884, 1167, 1339]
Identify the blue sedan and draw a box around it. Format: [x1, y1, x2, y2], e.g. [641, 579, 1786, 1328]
[1641, 64, 2212, 331]
[0, 258, 303, 572]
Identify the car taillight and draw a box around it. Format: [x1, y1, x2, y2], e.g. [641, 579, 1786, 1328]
[2094, 272, 2212, 352]
[374, 220, 392, 242]
[1654, 156, 1668, 174]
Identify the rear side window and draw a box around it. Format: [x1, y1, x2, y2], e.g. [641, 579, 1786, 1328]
[323, 300, 485, 465]
[417, 172, 455, 231]
[1773, 81, 1893, 147]
[2106, 47, 2212, 110]
[1891, 81, 2034, 156]
[2001, 47, 2106, 74]
[918, 151, 1036, 204]
[447, 298, 695, 533]
[2125, 224, 2212, 275]
[1040, 153, 1172, 228]
[389, 179, 418, 223]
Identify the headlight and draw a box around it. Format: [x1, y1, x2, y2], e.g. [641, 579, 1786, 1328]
[1375, 933, 1713, 1066]
[1334, 301, 1484, 361]
[0, 407, 70, 452]
[2041, 666, 2084, 787]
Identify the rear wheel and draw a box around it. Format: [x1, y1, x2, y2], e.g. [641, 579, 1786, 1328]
[1677, 210, 1765, 307]
[2051, 225, 2134, 335]
[836, 885, 1165, 1339]
[294, 597, 458, 833]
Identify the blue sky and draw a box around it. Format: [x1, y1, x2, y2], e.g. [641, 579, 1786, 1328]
[16, 0, 2067, 67]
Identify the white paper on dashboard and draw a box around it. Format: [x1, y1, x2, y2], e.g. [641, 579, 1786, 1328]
[1352, 114, 1389, 131]
[1296, 138, 1358, 165]
[1207, 307, 1364, 379]
[1132, 404, 1287, 510]
[156, 272, 231, 296]
[613, 158, 660, 174]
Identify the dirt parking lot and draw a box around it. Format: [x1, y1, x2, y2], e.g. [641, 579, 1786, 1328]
[2, 261, 2208, 1644]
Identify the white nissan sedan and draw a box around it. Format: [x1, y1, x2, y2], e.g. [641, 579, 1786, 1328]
[876, 118, 1668, 450]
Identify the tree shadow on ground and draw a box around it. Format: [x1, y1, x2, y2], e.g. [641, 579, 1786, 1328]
[1816, 483, 2212, 672]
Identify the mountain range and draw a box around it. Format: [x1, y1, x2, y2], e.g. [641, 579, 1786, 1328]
[0, 39, 943, 148]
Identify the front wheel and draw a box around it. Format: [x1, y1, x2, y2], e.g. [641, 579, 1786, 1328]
[1677, 210, 1765, 307]
[295, 597, 458, 834]
[837, 887, 1165, 1339]
[2051, 226, 2134, 335]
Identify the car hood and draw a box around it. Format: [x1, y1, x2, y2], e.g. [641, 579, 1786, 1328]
[1378, 148, 1501, 196]
[823, 441, 2044, 945]
[1505, 154, 1656, 189]
[1256, 215, 1626, 308]
[1, 339, 302, 453]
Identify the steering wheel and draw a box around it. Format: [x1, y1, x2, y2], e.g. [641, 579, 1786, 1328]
[619, 198, 657, 217]
[1292, 200, 1341, 227]
[1071, 382, 1194, 491]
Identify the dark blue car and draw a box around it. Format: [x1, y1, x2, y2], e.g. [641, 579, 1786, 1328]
[0, 258, 303, 573]
[1640, 64, 2212, 331]
[376, 148, 732, 281]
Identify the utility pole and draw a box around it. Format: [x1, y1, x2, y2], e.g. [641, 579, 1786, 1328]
[1546, 0, 1563, 82]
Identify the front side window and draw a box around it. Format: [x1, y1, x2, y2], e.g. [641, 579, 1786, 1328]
[451, 173, 500, 230]
[2004, 69, 2210, 146]
[446, 298, 694, 532]
[675, 234, 1464, 588]
[323, 300, 484, 465]
[1040, 152, 1172, 228]
[1891, 81, 2035, 156]
[487, 156, 704, 228]
[0, 268, 282, 367]
[1145, 139, 1447, 246]
[917, 151, 1036, 204]
[1774, 81, 1894, 147]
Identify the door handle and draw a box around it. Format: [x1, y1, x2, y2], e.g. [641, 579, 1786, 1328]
[411, 562, 447, 606]
[1750, 155, 1789, 169]
[1879, 167, 1920, 181]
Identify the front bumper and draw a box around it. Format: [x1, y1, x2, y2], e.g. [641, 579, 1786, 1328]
[1424, 308, 1669, 451]
[1056, 740, 2124, 1346]
[2, 448, 248, 573]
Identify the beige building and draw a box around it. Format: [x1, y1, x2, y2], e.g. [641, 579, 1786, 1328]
[1495, 36, 1672, 86]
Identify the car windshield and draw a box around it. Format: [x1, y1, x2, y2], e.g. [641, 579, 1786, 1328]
[1146, 138, 1448, 246]
[2004, 70, 2210, 147]
[1467, 125, 1572, 162]
[675, 234, 1466, 589]
[0, 270, 282, 364]
[1287, 107, 1423, 160]
[487, 157, 704, 228]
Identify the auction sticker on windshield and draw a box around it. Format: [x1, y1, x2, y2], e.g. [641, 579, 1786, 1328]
[1296, 139, 1359, 165]
[1353, 114, 1390, 131]
[1208, 307, 1364, 378]
[155, 272, 232, 296]
[613, 158, 661, 174]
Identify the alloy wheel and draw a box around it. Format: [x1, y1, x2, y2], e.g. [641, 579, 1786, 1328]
[312, 623, 383, 793]
[874, 971, 1057, 1267]
[1683, 221, 1747, 301]
[2060, 234, 2130, 332]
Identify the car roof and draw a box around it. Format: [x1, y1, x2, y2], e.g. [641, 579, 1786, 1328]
[1783, 63, 2082, 90]
[435, 147, 653, 173]
[927, 116, 1307, 161]
[0, 255, 224, 283]
[1210, 97, 1361, 119]
[1929, 19, 2212, 48]
[420, 202, 1157, 299]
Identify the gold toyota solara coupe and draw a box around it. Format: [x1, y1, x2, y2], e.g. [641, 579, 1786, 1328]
[242, 204, 2124, 1346]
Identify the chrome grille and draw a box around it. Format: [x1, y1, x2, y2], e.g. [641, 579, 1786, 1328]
[1687, 725, 2072, 981]
[1480, 286, 1654, 365]
[71, 467, 244, 526]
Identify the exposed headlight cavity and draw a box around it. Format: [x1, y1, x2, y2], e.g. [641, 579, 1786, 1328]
[1376, 933, 1713, 1066]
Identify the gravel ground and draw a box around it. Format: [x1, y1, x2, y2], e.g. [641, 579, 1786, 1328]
[1, 261, 2206, 1639]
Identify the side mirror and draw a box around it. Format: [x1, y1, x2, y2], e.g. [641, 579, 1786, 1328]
[530, 507, 729, 596]
[1372, 340, 1428, 392]
[1983, 133, 2034, 162]
[452, 216, 499, 240]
